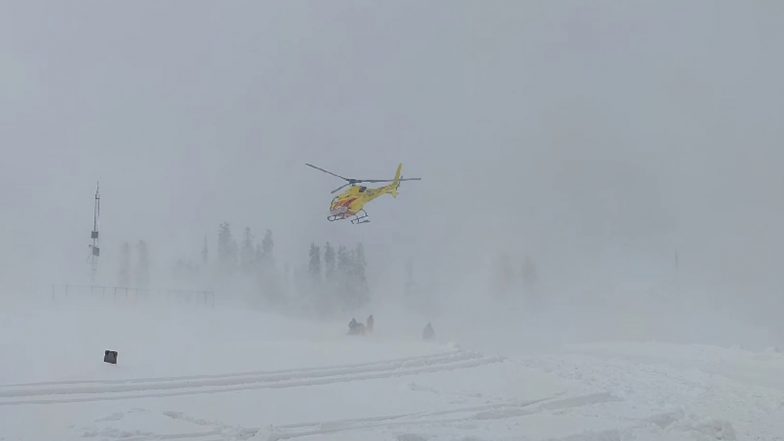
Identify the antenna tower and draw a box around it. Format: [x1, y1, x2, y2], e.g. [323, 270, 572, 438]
[89, 182, 101, 282]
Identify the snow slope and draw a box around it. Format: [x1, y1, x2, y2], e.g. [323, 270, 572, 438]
[1, 303, 782, 441]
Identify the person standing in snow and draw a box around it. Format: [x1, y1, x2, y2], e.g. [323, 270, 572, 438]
[348, 318, 366, 335]
[422, 322, 435, 341]
[366, 314, 374, 334]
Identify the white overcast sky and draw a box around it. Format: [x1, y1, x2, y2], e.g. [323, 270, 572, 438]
[2, 1, 783, 299]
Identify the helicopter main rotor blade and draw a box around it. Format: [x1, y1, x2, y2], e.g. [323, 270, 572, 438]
[306, 163, 350, 181]
[330, 183, 353, 194]
[354, 177, 423, 183]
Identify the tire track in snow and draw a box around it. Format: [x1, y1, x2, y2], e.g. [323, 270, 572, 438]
[78, 392, 622, 441]
[119, 429, 222, 441]
[261, 392, 618, 440]
[0, 350, 468, 397]
[3, 349, 464, 388]
[92, 396, 563, 441]
[0, 352, 503, 406]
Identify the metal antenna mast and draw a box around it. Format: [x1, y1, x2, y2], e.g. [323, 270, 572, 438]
[89, 182, 101, 282]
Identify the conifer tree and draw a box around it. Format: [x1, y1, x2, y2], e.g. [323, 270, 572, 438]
[308, 243, 321, 282]
[260, 229, 274, 272]
[240, 227, 255, 275]
[217, 222, 238, 276]
[118, 241, 131, 287]
[201, 236, 209, 266]
[350, 243, 370, 307]
[324, 242, 336, 280]
[135, 240, 150, 288]
[521, 256, 538, 288]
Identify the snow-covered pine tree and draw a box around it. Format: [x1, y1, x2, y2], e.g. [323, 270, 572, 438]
[255, 241, 263, 267]
[405, 258, 415, 297]
[257, 230, 282, 305]
[335, 245, 350, 308]
[135, 240, 150, 289]
[336, 245, 349, 276]
[330, 244, 370, 310]
[350, 243, 370, 307]
[521, 256, 537, 288]
[521, 255, 538, 305]
[308, 243, 321, 282]
[201, 235, 208, 266]
[217, 222, 238, 276]
[240, 227, 255, 275]
[118, 241, 131, 287]
[354, 243, 367, 280]
[324, 242, 336, 281]
[260, 229, 274, 273]
[494, 252, 515, 296]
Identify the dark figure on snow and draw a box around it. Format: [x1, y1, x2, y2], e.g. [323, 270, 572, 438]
[366, 315, 374, 334]
[348, 318, 366, 336]
[422, 322, 435, 341]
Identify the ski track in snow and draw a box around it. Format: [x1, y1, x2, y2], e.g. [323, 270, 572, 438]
[514, 349, 784, 441]
[3, 349, 465, 388]
[5, 343, 783, 440]
[93, 392, 621, 441]
[0, 350, 503, 406]
[263, 393, 619, 440]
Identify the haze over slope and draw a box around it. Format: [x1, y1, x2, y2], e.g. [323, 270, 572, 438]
[2, 1, 783, 345]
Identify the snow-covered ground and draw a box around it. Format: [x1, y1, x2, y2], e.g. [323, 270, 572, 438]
[1, 301, 783, 441]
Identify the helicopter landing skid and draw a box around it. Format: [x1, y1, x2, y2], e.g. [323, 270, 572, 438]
[326, 209, 370, 224]
[350, 210, 370, 224]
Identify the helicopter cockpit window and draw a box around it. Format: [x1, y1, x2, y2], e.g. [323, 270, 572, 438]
[358, 186, 367, 192]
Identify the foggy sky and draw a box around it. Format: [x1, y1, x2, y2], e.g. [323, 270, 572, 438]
[2, 1, 783, 305]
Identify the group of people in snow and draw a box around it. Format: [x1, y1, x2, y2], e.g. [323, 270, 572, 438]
[347, 315, 435, 341]
[348, 315, 373, 336]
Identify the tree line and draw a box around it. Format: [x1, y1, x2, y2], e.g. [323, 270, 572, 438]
[159, 223, 372, 313]
[303, 242, 370, 313]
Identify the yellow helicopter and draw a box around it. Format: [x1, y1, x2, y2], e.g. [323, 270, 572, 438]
[306, 163, 421, 224]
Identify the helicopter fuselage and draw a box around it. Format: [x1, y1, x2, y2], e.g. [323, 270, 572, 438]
[307, 162, 417, 224]
[329, 184, 395, 219]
